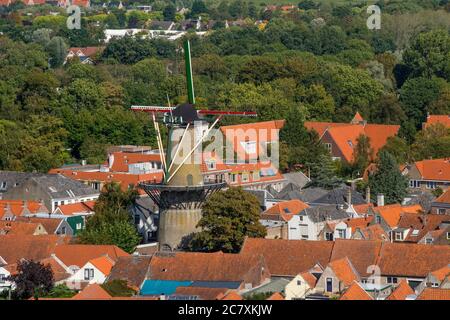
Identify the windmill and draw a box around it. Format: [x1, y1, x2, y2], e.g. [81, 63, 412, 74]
[131, 40, 257, 251]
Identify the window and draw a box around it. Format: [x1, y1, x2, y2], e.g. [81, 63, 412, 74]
[76, 223, 82, 230]
[324, 143, 332, 153]
[253, 171, 260, 181]
[325, 232, 334, 241]
[425, 238, 433, 244]
[207, 161, 216, 170]
[230, 174, 237, 183]
[134, 215, 140, 225]
[337, 229, 347, 239]
[395, 232, 403, 241]
[61, 226, 66, 235]
[299, 216, 303, 221]
[326, 278, 333, 292]
[297, 280, 302, 286]
[376, 215, 381, 224]
[438, 208, 446, 215]
[409, 180, 419, 188]
[0, 274, 5, 284]
[426, 181, 437, 189]
[387, 277, 398, 284]
[0, 181, 6, 189]
[447, 232, 450, 240]
[84, 268, 94, 280]
[242, 173, 249, 183]
[431, 282, 439, 288]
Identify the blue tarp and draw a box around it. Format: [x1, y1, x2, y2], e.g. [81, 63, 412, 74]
[140, 280, 192, 296]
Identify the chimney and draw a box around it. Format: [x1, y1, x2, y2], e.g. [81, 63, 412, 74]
[347, 188, 352, 206]
[81, 159, 87, 166]
[366, 187, 371, 204]
[377, 194, 385, 207]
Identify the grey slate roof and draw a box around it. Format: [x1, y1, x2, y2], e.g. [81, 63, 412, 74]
[243, 278, 290, 297]
[301, 205, 352, 223]
[282, 171, 310, 189]
[280, 186, 366, 207]
[0, 171, 41, 194]
[30, 174, 98, 199]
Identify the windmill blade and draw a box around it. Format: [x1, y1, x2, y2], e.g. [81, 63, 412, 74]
[197, 110, 258, 117]
[131, 105, 175, 113]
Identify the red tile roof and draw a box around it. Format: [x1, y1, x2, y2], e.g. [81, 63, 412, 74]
[0, 200, 48, 219]
[0, 221, 44, 235]
[55, 201, 95, 216]
[423, 115, 450, 129]
[15, 217, 63, 234]
[377, 243, 450, 278]
[53, 244, 129, 269]
[72, 284, 112, 300]
[386, 280, 414, 300]
[397, 214, 450, 242]
[220, 291, 243, 300]
[339, 281, 373, 300]
[261, 199, 309, 222]
[68, 47, 103, 57]
[108, 152, 162, 172]
[71, 0, 90, 7]
[344, 216, 373, 232]
[174, 287, 229, 300]
[89, 255, 115, 276]
[416, 288, 450, 300]
[240, 238, 334, 277]
[355, 224, 389, 241]
[430, 265, 450, 282]
[328, 257, 360, 286]
[413, 158, 450, 182]
[435, 188, 450, 204]
[373, 204, 423, 228]
[299, 271, 317, 288]
[0, 0, 11, 6]
[22, 0, 46, 5]
[352, 203, 374, 214]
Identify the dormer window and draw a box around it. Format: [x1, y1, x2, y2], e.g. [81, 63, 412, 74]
[0, 182, 6, 189]
[208, 161, 216, 170]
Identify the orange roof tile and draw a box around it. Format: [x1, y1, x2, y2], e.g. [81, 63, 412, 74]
[304, 122, 349, 138]
[352, 112, 364, 123]
[0, 221, 45, 235]
[423, 115, 450, 129]
[328, 257, 360, 286]
[413, 158, 450, 182]
[109, 152, 162, 172]
[417, 288, 450, 300]
[56, 201, 95, 215]
[220, 291, 243, 300]
[68, 47, 104, 57]
[299, 271, 317, 288]
[53, 244, 129, 268]
[267, 292, 284, 300]
[435, 188, 450, 204]
[339, 281, 372, 300]
[0, 200, 48, 219]
[72, 284, 112, 300]
[89, 255, 114, 276]
[352, 203, 374, 214]
[15, 217, 63, 234]
[374, 204, 423, 228]
[430, 265, 450, 282]
[355, 224, 389, 241]
[174, 287, 228, 300]
[261, 199, 309, 222]
[344, 216, 373, 232]
[387, 280, 414, 300]
[40, 256, 71, 282]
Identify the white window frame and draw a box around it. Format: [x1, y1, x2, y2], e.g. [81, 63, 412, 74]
[426, 181, 437, 189]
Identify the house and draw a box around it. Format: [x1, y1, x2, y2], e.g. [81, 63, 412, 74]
[0, 264, 13, 293]
[172, 286, 230, 300]
[422, 114, 450, 129]
[67, 255, 115, 285]
[107, 255, 152, 290]
[52, 201, 95, 217]
[418, 225, 450, 245]
[386, 279, 414, 300]
[339, 281, 373, 300]
[395, 214, 450, 243]
[415, 265, 450, 293]
[316, 257, 360, 295]
[431, 188, 450, 215]
[58, 0, 90, 7]
[0, 172, 99, 212]
[65, 47, 104, 65]
[352, 224, 389, 241]
[0, 220, 47, 236]
[242, 277, 290, 298]
[404, 158, 450, 191]
[72, 283, 112, 300]
[130, 197, 158, 243]
[305, 112, 400, 163]
[15, 217, 75, 236]
[259, 199, 309, 240]
[284, 271, 317, 300]
[143, 251, 271, 295]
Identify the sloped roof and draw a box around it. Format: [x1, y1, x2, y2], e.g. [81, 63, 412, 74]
[397, 214, 450, 242]
[423, 115, 450, 129]
[89, 256, 114, 276]
[416, 288, 450, 300]
[0, 221, 44, 235]
[261, 199, 309, 222]
[267, 292, 284, 300]
[174, 286, 228, 300]
[56, 201, 95, 216]
[339, 281, 373, 300]
[435, 188, 450, 204]
[355, 224, 389, 241]
[328, 257, 360, 286]
[40, 256, 71, 282]
[0, 199, 48, 219]
[240, 238, 333, 277]
[109, 152, 162, 172]
[68, 47, 103, 57]
[29, 174, 99, 199]
[344, 216, 373, 231]
[0, 235, 68, 265]
[413, 159, 450, 181]
[15, 217, 63, 234]
[373, 204, 423, 228]
[53, 244, 129, 268]
[377, 243, 450, 277]
[220, 291, 243, 300]
[108, 255, 152, 289]
[430, 264, 450, 282]
[387, 280, 414, 300]
[299, 271, 317, 288]
[72, 284, 112, 300]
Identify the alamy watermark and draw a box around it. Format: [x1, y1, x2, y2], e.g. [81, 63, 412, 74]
[66, 3, 81, 30]
[367, 5, 381, 30]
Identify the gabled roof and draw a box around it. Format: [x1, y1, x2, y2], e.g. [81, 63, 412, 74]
[72, 283, 112, 300]
[339, 281, 373, 300]
[240, 238, 334, 277]
[373, 204, 423, 228]
[89, 256, 114, 276]
[15, 217, 63, 234]
[386, 280, 414, 300]
[53, 244, 129, 268]
[430, 265, 450, 282]
[354, 224, 389, 241]
[299, 271, 317, 288]
[174, 286, 228, 300]
[55, 201, 95, 216]
[413, 158, 450, 181]
[351, 112, 364, 123]
[344, 216, 373, 231]
[327, 257, 360, 286]
[261, 199, 309, 222]
[435, 188, 450, 204]
[0, 221, 45, 235]
[68, 47, 103, 57]
[0, 199, 48, 219]
[416, 288, 450, 300]
[40, 256, 71, 282]
[108, 152, 162, 172]
[397, 214, 450, 242]
[377, 243, 450, 278]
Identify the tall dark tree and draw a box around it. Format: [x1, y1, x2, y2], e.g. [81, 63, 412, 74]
[8, 260, 54, 300]
[191, 0, 208, 16]
[305, 154, 343, 190]
[352, 134, 373, 177]
[188, 187, 266, 253]
[163, 4, 176, 21]
[368, 151, 408, 204]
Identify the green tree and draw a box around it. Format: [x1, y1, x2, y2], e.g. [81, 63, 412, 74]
[189, 187, 266, 253]
[8, 260, 54, 300]
[42, 284, 77, 298]
[102, 279, 136, 297]
[163, 4, 176, 21]
[380, 136, 411, 165]
[46, 36, 68, 68]
[411, 123, 450, 160]
[305, 154, 343, 190]
[368, 151, 408, 204]
[352, 134, 373, 177]
[78, 182, 141, 253]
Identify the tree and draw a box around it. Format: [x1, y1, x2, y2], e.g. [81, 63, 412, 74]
[8, 260, 54, 300]
[305, 154, 343, 190]
[411, 123, 450, 160]
[78, 182, 141, 253]
[368, 151, 408, 204]
[403, 29, 450, 80]
[102, 279, 136, 297]
[46, 36, 68, 68]
[353, 134, 373, 177]
[188, 187, 266, 253]
[370, 94, 406, 125]
[163, 4, 176, 21]
[42, 284, 77, 298]
[380, 136, 411, 165]
[191, 0, 208, 17]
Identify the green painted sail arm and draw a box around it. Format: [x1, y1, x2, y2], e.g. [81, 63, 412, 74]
[184, 40, 195, 105]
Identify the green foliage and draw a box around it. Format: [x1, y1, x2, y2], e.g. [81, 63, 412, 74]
[305, 154, 343, 190]
[368, 151, 408, 205]
[411, 123, 450, 160]
[46, 36, 68, 68]
[244, 291, 274, 300]
[189, 187, 266, 253]
[101, 279, 137, 297]
[352, 134, 373, 177]
[42, 284, 77, 298]
[78, 182, 141, 253]
[8, 260, 54, 300]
